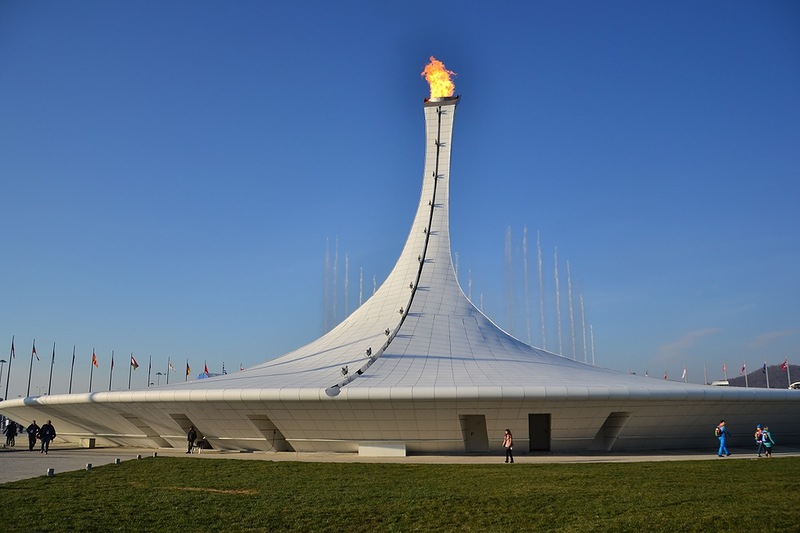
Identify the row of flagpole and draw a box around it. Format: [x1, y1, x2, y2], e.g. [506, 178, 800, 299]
[631, 356, 794, 386]
[1, 336, 241, 400]
[720, 359, 792, 388]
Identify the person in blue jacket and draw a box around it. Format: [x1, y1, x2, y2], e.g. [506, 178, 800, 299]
[716, 419, 730, 457]
[762, 426, 775, 457]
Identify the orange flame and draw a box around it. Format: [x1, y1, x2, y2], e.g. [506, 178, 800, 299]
[421, 56, 456, 99]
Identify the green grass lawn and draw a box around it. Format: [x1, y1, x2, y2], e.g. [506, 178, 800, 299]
[0, 457, 798, 532]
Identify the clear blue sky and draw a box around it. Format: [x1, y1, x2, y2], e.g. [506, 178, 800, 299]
[1, 1, 798, 396]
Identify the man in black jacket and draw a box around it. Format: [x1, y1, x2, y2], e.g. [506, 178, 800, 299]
[39, 420, 56, 454]
[26, 420, 39, 451]
[187, 426, 197, 453]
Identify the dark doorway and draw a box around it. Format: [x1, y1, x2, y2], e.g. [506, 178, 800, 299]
[460, 414, 489, 453]
[528, 413, 551, 451]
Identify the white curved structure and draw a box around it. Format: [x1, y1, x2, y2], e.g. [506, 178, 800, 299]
[1, 96, 798, 454]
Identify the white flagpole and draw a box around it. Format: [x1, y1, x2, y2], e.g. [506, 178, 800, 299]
[27, 339, 36, 397]
[743, 361, 748, 388]
[89, 348, 95, 393]
[787, 356, 792, 387]
[47, 342, 55, 395]
[108, 350, 114, 391]
[765, 358, 770, 389]
[4, 336, 14, 400]
[68, 345, 75, 394]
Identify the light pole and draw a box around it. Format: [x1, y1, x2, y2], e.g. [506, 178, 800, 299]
[0, 359, 6, 399]
[156, 372, 164, 386]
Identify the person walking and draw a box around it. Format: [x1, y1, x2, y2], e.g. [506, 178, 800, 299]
[26, 420, 40, 451]
[502, 429, 514, 463]
[39, 420, 56, 454]
[187, 425, 197, 453]
[716, 419, 730, 457]
[762, 426, 775, 457]
[754, 424, 765, 457]
[754, 424, 764, 457]
[3, 421, 17, 447]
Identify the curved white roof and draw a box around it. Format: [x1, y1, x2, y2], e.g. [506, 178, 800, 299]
[108, 96, 792, 403]
[154, 96, 628, 395]
[4, 96, 797, 407]
[2, 96, 798, 455]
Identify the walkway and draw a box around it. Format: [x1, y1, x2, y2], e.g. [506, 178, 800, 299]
[1, 444, 797, 484]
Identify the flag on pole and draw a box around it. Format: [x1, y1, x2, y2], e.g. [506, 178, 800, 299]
[222, 362, 227, 375]
[186, 362, 191, 377]
[127, 352, 136, 389]
[203, 362, 209, 376]
[92, 350, 99, 368]
[740, 362, 746, 375]
[32, 341, 39, 361]
[780, 359, 788, 371]
[240, 363, 243, 372]
[169, 361, 176, 373]
[762, 363, 767, 374]
[663, 372, 667, 380]
[722, 362, 727, 373]
[10, 337, 15, 358]
[681, 366, 687, 380]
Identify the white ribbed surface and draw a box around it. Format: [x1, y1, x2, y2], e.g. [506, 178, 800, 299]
[142, 98, 733, 397]
[1, 97, 798, 454]
[147, 99, 624, 392]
